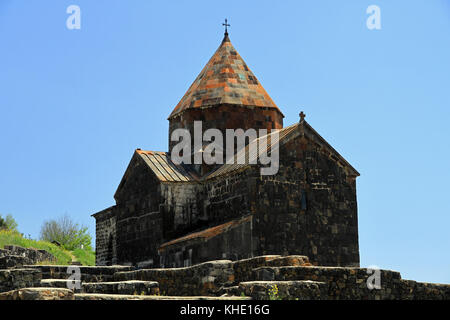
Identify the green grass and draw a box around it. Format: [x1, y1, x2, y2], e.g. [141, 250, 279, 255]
[0, 229, 95, 266]
[72, 248, 96, 266]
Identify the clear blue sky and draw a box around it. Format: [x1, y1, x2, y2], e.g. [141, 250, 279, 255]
[0, 1, 449, 283]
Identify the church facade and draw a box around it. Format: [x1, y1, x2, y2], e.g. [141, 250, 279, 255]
[92, 32, 360, 268]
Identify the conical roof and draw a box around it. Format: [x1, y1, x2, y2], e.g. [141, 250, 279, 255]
[168, 34, 282, 119]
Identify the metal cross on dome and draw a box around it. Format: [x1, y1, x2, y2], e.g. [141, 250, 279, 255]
[222, 19, 230, 35]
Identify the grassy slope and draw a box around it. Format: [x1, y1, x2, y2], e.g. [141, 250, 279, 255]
[72, 248, 95, 266]
[0, 229, 95, 266]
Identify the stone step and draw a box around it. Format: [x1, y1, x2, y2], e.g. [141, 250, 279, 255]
[218, 285, 241, 297]
[0, 269, 41, 293]
[0, 248, 10, 258]
[0, 288, 251, 300]
[232, 255, 311, 283]
[0, 288, 74, 300]
[82, 280, 159, 295]
[3, 245, 56, 264]
[0, 255, 33, 269]
[265, 255, 311, 267]
[74, 293, 252, 300]
[24, 265, 134, 282]
[253, 266, 405, 299]
[238, 280, 327, 300]
[114, 260, 234, 296]
[40, 279, 160, 295]
[40, 279, 81, 290]
[253, 266, 401, 283]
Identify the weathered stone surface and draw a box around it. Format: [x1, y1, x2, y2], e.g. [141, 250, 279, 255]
[232, 255, 310, 283]
[25, 265, 133, 282]
[232, 255, 281, 283]
[40, 279, 81, 290]
[252, 266, 450, 300]
[398, 280, 450, 300]
[219, 285, 241, 297]
[0, 268, 41, 293]
[238, 280, 327, 300]
[4, 245, 55, 264]
[0, 248, 9, 258]
[0, 255, 33, 269]
[2, 259, 450, 300]
[82, 280, 159, 295]
[114, 260, 234, 296]
[0, 288, 74, 300]
[94, 106, 360, 270]
[75, 293, 251, 300]
[266, 256, 311, 267]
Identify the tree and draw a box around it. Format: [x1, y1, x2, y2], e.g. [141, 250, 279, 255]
[0, 216, 6, 230]
[0, 214, 18, 231]
[40, 215, 92, 251]
[5, 215, 18, 231]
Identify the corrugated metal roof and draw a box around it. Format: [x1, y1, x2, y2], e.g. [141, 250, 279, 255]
[136, 120, 359, 183]
[136, 150, 198, 182]
[205, 120, 360, 179]
[206, 123, 299, 179]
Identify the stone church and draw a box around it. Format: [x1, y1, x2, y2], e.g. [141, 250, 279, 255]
[93, 30, 360, 269]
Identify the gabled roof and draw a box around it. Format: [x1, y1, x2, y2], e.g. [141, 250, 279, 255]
[205, 123, 299, 179]
[136, 150, 198, 182]
[113, 149, 199, 201]
[168, 34, 282, 119]
[205, 120, 360, 180]
[131, 119, 359, 184]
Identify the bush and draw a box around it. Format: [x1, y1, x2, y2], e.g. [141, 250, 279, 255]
[40, 215, 92, 251]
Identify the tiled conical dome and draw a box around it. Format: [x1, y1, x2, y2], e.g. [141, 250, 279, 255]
[168, 34, 282, 119]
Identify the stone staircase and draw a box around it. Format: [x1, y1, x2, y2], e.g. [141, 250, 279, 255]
[231, 261, 450, 300]
[21, 265, 178, 300]
[1, 250, 449, 300]
[0, 263, 251, 300]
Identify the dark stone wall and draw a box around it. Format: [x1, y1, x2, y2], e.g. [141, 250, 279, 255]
[94, 207, 117, 266]
[0, 269, 41, 293]
[168, 105, 283, 175]
[94, 124, 359, 268]
[204, 167, 259, 225]
[252, 128, 359, 266]
[157, 168, 260, 268]
[95, 154, 165, 267]
[114, 153, 161, 205]
[160, 183, 204, 240]
[115, 208, 162, 267]
[158, 216, 254, 268]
